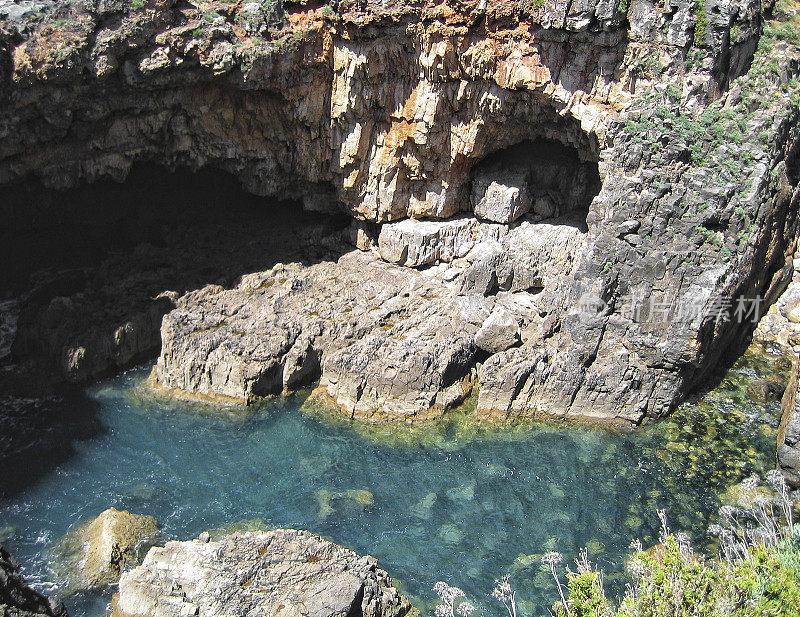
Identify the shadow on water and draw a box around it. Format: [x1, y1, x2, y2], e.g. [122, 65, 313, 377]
[0, 388, 105, 499]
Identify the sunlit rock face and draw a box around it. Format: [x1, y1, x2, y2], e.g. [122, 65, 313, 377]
[112, 530, 415, 617]
[2, 0, 800, 424]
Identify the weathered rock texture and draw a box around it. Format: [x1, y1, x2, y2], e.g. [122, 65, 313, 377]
[778, 359, 800, 489]
[50, 507, 159, 592]
[0, 545, 68, 617]
[154, 221, 581, 420]
[3, 0, 800, 424]
[112, 529, 415, 617]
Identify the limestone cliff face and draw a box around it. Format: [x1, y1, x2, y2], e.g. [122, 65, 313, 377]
[2, 0, 800, 424]
[0, 0, 759, 216]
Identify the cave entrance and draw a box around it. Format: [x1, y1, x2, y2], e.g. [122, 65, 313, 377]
[0, 164, 351, 294]
[0, 164, 350, 381]
[469, 139, 601, 228]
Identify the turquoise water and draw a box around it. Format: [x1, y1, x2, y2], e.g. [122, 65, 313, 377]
[0, 346, 788, 617]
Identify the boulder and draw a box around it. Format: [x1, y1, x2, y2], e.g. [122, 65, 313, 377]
[377, 217, 496, 267]
[745, 379, 784, 402]
[113, 530, 416, 617]
[51, 508, 158, 591]
[471, 167, 532, 223]
[475, 307, 521, 353]
[1, 545, 68, 617]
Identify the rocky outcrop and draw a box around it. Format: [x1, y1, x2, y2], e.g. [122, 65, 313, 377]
[2, 0, 800, 424]
[112, 529, 415, 617]
[755, 251, 800, 354]
[153, 219, 582, 420]
[778, 360, 800, 489]
[50, 507, 159, 591]
[0, 545, 68, 617]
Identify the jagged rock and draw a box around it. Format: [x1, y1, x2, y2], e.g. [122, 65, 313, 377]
[471, 167, 532, 224]
[154, 251, 485, 420]
[112, 530, 416, 617]
[779, 361, 800, 489]
[50, 508, 159, 591]
[377, 217, 491, 268]
[475, 307, 521, 353]
[0, 545, 68, 617]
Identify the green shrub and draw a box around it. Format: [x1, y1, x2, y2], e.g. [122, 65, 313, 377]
[694, 0, 707, 46]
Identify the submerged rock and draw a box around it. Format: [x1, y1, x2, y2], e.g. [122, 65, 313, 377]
[50, 507, 158, 591]
[113, 530, 416, 617]
[0, 545, 68, 617]
[316, 488, 375, 519]
[204, 518, 270, 541]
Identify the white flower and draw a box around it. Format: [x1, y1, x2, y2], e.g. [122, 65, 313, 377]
[541, 551, 563, 566]
[766, 469, 787, 491]
[457, 602, 476, 617]
[626, 558, 649, 578]
[435, 605, 450, 617]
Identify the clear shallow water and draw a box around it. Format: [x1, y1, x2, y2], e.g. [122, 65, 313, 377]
[0, 346, 789, 617]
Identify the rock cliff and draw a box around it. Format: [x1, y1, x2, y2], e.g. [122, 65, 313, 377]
[2, 0, 800, 423]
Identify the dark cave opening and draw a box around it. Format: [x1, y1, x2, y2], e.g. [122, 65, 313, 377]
[0, 164, 351, 383]
[0, 164, 351, 295]
[468, 139, 601, 227]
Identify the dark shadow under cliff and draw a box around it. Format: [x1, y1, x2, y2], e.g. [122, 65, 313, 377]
[0, 164, 351, 493]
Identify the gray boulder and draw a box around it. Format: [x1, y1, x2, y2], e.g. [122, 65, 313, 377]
[475, 307, 521, 353]
[471, 167, 533, 224]
[113, 530, 416, 617]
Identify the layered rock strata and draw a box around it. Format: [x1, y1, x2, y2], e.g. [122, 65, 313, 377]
[112, 529, 415, 617]
[3, 0, 800, 423]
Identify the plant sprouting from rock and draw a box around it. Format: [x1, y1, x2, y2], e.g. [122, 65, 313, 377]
[709, 472, 796, 566]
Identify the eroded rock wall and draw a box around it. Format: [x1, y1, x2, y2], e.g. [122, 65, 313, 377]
[2, 0, 800, 424]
